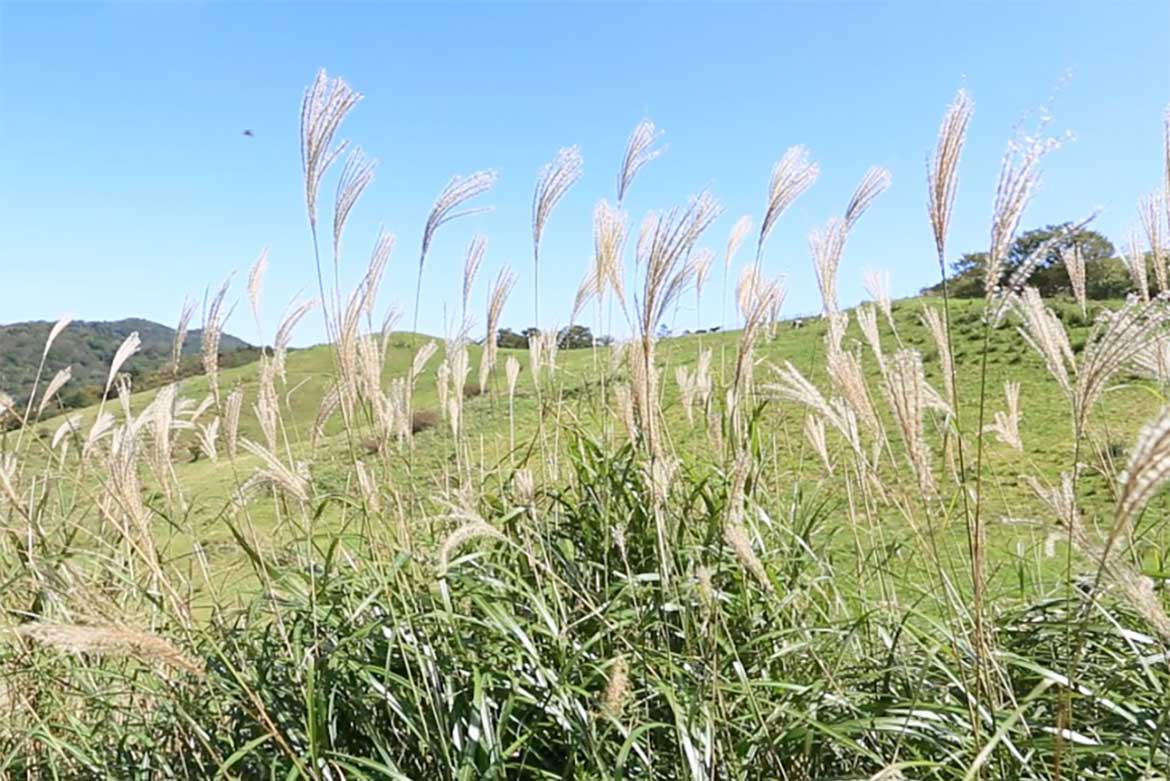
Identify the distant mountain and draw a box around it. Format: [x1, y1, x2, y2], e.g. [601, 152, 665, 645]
[0, 318, 253, 412]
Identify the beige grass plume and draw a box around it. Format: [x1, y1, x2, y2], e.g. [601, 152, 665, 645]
[600, 655, 629, 717]
[985, 381, 1023, 451]
[17, 622, 204, 677]
[756, 146, 818, 263]
[415, 170, 497, 327]
[881, 349, 934, 495]
[1061, 243, 1088, 316]
[845, 166, 891, 229]
[927, 88, 973, 268]
[462, 234, 487, 327]
[480, 266, 518, 391]
[104, 331, 141, 401]
[593, 200, 629, 314]
[810, 218, 847, 316]
[987, 126, 1060, 298]
[1124, 229, 1151, 303]
[1139, 192, 1166, 293]
[37, 367, 71, 418]
[333, 147, 377, 262]
[171, 298, 196, 376]
[300, 69, 362, 230]
[247, 249, 269, 338]
[532, 146, 584, 323]
[201, 276, 233, 405]
[436, 518, 508, 576]
[617, 119, 665, 204]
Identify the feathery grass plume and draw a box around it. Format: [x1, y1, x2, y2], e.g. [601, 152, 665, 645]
[505, 355, 521, 400]
[676, 365, 696, 425]
[997, 217, 1098, 316]
[170, 298, 196, 376]
[36, 367, 71, 418]
[856, 303, 884, 366]
[83, 412, 115, 460]
[333, 147, 377, 262]
[532, 146, 584, 323]
[617, 119, 664, 203]
[1140, 192, 1166, 292]
[51, 414, 83, 454]
[635, 212, 659, 270]
[41, 313, 73, 362]
[756, 145, 819, 262]
[571, 265, 601, 326]
[690, 247, 716, 327]
[527, 332, 544, 384]
[240, 439, 309, 502]
[0, 454, 21, 511]
[247, 248, 269, 336]
[863, 268, 895, 327]
[196, 418, 219, 463]
[300, 69, 361, 230]
[613, 383, 638, 444]
[882, 349, 935, 495]
[436, 359, 451, 420]
[1062, 243, 1088, 316]
[1012, 287, 1075, 397]
[724, 519, 771, 592]
[985, 381, 1023, 451]
[462, 234, 487, 327]
[1116, 405, 1170, 540]
[353, 460, 381, 514]
[600, 655, 629, 718]
[201, 276, 232, 405]
[826, 342, 883, 438]
[810, 217, 847, 315]
[512, 468, 535, 507]
[927, 88, 974, 267]
[844, 165, 891, 229]
[634, 192, 721, 451]
[593, 200, 629, 313]
[987, 127, 1060, 299]
[725, 215, 752, 272]
[273, 298, 317, 382]
[224, 387, 243, 459]
[479, 266, 517, 390]
[733, 266, 784, 408]
[804, 414, 833, 474]
[255, 362, 279, 451]
[104, 331, 141, 400]
[921, 307, 955, 405]
[1123, 229, 1151, 302]
[17, 623, 204, 677]
[414, 170, 497, 328]
[1075, 296, 1170, 434]
[436, 519, 507, 576]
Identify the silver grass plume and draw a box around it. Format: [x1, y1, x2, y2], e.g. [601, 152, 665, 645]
[480, 266, 517, 391]
[300, 69, 361, 230]
[18, 623, 204, 677]
[1124, 229, 1150, 303]
[927, 89, 974, 267]
[593, 200, 629, 313]
[810, 218, 847, 315]
[756, 145, 818, 262]
[987, 127, 1061, 299]
[532, 146, 584, 323]
[247, 249, 268, 338]
[1062, 243, 1088, 316]
[201, 276, 233, 405]
[171, 299, 195, 376]
[37, 367, 71, 417]
[333, 147, 377, 262]
[881, 349, 935, 495]
[462, 234, 487, 332]
[985, 381, 1023, 451]
[863, 268, 894, 327]
[415, 170, 497, 326]
[1140, 192, 1167, 293]
[921, 307, 955, 406]
[436, 517, 508, 576]
[617, 119, 665, 203]
[104, 332, 141, 400]
[845, 166, 891, 230]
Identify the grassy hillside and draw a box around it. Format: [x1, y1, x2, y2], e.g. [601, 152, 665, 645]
[0, 317, 252, 410]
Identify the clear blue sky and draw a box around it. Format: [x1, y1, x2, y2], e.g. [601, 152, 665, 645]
[2, 1, 1167, 346]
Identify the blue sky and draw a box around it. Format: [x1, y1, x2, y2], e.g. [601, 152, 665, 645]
[1, 1, 1167, 346]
